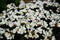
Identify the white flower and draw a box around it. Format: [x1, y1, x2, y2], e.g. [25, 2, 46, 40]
[43, 21, 48, 28]
[25, 35, 28, 39]
[34, 12, 39, 17]
[28, 32, 32, 38]
[36, 27, 42, 34]
[34, 33, 39, 38]
[7, 4, 12, 9]
[26, 24, 31, 29]
[0, 28, 5, 34]
[39, 13, 44, 18]
[13, 21, 20, 27]
[12, 28, 17, 33]
[14, 9, 19, 13]
[22, 9, 27, 12]
[30, 22, 36, 27]
[17, 27, 26, 34]
[0, 19, 6, 24]
[58, 23, 60, 27]
[52, 36, 56, 40]
[5, 32, 14, 39]
[12, 27, 20, 33]
[8, 22, 14, 27]
[49, 20, 56, 27]
[2, 10, 6, 14]
[7, 3, 15, 9]
[56, 8, 59, 13]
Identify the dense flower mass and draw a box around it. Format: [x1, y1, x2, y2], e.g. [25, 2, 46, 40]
[0, 0, 60, 40]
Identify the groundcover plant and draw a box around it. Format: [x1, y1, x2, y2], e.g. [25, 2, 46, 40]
[0, 0, 60, 40]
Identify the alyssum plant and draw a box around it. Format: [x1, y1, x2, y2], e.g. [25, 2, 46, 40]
[0, 0, 60, 40]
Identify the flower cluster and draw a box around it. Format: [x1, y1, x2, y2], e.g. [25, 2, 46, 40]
[0, 0, 60, 40]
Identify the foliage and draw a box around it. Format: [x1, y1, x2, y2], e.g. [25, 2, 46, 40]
[0, 0, 20, 13]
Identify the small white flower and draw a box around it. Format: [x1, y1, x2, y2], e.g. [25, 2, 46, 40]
[30, 22, 36, 27]
[36, 27, 42, 34]
[0, 19, 6, 24]
[0, 28, 5, 34]
[8, 22, 14, 27]
[7, 3, 15, 9]
[52, 36, 56, 40]
[34, 33, 39, 38]
[43, 21, 48, 28]
[49, 20, 56, 27]
[12, 28, 17, 33]
[25, 35, 28, 39]
[28, 32, 32, 38]
[13, 21, 20, 27]
[5, 32, 14, 39]
[17, 27, 26, 34]
[58, 23, 60, 27]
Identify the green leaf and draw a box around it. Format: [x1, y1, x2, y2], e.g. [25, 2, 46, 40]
[14, 0, 20, 6]
[0, 0, 7, 12]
